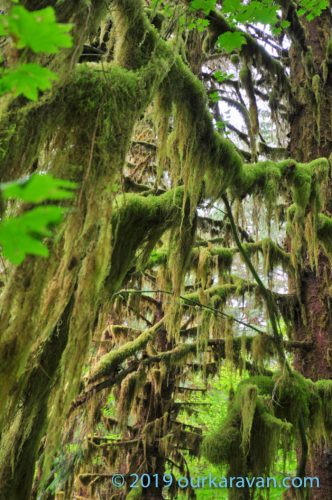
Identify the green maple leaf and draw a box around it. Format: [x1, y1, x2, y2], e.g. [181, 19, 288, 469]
[223, 0, 278, 26]
[0, 206, 65, 265]
[7, 6, 72, 54]
[214, 70, 234, 83]
[1, 174, 77, 203]
[190, 0, 217, 14]
[0, 64, 58, 100]
[223, 0, 241, 14]
[298, 0, 329, 20]
[217, 32, 247, 53]
[209, 91, 220, 103]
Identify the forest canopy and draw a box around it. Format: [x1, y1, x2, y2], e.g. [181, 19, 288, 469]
[0, 0, 332, 499]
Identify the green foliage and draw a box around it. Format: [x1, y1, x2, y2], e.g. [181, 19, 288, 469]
[1, 174, 77, 203]
[187, 17, 210, 32]
[223, 0, 279, 26]
[0, 5, 72, 54]
[0, 63, 58, 101]
[0, 175, 77, 264]
[217, 32, 247, 53]
[0, 3, 73, 101]
[214, 70, 234, 83]
[190, 0, 217, 15]
[209, 90, 220, 102]
[0, 3, 75, 265]
[203, 371, 331, 486]
[179, 372, 297, 499]
[1, 0, 332, 496]
[186, 0, 326, 42]
[190, 0, 290, 39]
[298, 0, 329, 21]
[0, 205, 64, 264]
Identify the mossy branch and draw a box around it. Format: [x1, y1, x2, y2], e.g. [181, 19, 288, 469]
[87, 318, 165, 383]
[232, 158, 329, 208]
[71, 337, 314, 412]
[106, 187, 184, 294]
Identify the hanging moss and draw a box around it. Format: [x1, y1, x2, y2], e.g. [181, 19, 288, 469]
[315, 380, 332, 437]
[251, 333, 276, 367]
[154, 81, 172, 179]
[243, 238, 292, 275]
[158, 343, 196, 365]
[323, 38, 332, 82]
[240, 384, 258, 453]
[232, 157, 329, 273]
[239, 62, 259, 159]
[107, 187, 184, 294]
[0, 2, 180, 489]
[0, 63, 140, 411]
[2, 1, 332, 496]
[159, 56, 243, 209]
[248, 399, 293, 476]
[0, 63, 139, 181]
[111, 0, 160, 69]
[317, 213, 332, 262]
[231, 160, 283, 201]
[117, 367, 147, 431]
[168, 198, 197, 294]
[145, 248, 169, 268]
[202, 376, 291, 478]
[174, 245, 236, 279]
[202, 403, 242, 467]
[206, 10, 291, 97]
[203, 371, 332, 482]
[232, 158, 329, 211]
[312, 74, 321, 143]
[212, 247, 235, 276]
[197, 247, 212, 289]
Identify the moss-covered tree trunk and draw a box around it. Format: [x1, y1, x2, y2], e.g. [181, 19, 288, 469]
[288, 11, 332, 498]
[0, 1, 176, 497]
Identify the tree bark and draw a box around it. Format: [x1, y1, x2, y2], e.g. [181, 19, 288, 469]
[288, 11, 332, 498]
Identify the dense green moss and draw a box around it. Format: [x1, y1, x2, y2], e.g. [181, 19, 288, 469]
[183, 279, 255, 306]
[155, 55, 243, 210]
[315, 380, 332, 436]
[203, 372, 331, 478]
[243, 238, 292, 275]
[107, 187, 184, 294]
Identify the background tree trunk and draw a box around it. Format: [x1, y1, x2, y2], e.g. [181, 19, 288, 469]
[289, 11, 332, 498]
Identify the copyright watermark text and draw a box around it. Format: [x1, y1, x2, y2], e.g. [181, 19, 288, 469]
[111, 473, 320, 490]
